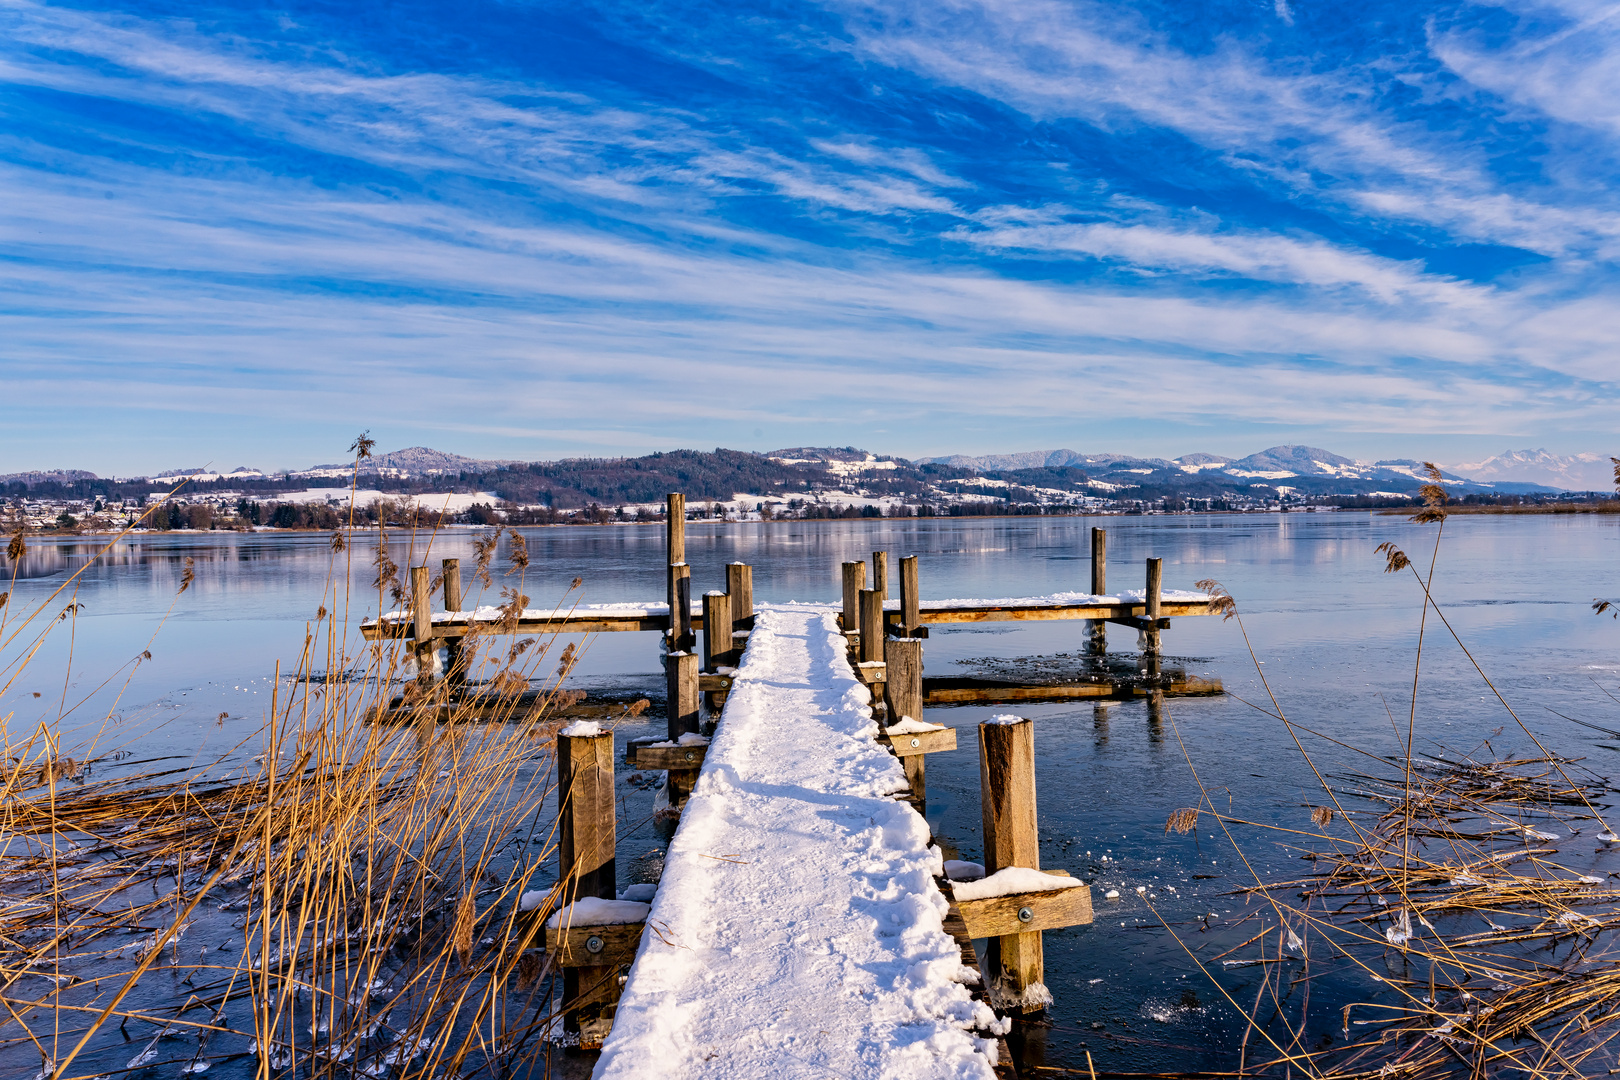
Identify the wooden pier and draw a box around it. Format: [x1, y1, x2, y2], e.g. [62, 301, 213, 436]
[363, 495, 1224, 1075]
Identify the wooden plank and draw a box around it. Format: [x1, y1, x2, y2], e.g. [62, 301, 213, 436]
[872, 551, 889, 597]
[956, 884, 1093, 939]
[854, 661, 886, 686]
[880, 725, 956, 757]
[629, 743, 706, 770]
[841, 561, 866, 634]
[859, 588, 884, 664]
[1090, 526, 1106, 594]
[547, 921, 645, 968]
[899, 555, 920, 636]
[910, 599, 1212, 623]
[1145, 556, 1163, 655]
[923, 678, 1223, 705]
[697, 673, 733, 692]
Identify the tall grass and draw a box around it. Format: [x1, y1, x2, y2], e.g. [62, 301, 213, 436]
[1, 441, 606, 1080]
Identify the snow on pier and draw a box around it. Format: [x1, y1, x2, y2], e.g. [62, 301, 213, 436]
[594, 607, 1004, 1079]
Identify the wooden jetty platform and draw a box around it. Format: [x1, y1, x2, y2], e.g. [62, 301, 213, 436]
[364, 494, 1224, 1074]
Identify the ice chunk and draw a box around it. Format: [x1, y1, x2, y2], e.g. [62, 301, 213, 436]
[943, 860, 985, 882]
[952, 867, 1083, 902]
[618, 883, 658, 902]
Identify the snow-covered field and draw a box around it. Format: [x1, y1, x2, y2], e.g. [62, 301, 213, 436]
[595, 608, 1004, 1079]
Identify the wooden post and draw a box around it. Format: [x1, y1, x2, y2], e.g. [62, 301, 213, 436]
[1087, 527, 1107, 656]
[1145, 557, 1163, 656]
[666, 649, 699, 739]
[666, 493, 686, 611]
[726, 562, 754, 629]
[671, 563, 693, 651]
[441, 558, 464, 688]
[979, 717, 1045, 1012]
[410, 565, 433, 685]
[900, 555, 920, 636]
[841, 561, 866, 637]
[884, 637, 925, 800]
[558, 727, 617, 1040]
[872, 551, 889, 597]
[702, 591, 733, 671]
[859, 588, 884, 665]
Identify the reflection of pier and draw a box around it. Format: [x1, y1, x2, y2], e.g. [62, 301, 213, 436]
[362, 494, 1223, 1064]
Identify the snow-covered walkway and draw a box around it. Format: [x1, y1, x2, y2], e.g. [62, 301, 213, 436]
[594, 607, 1003, 1079]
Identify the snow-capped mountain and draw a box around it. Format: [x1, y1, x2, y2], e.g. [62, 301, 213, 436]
[1448, 450, 1615, 492]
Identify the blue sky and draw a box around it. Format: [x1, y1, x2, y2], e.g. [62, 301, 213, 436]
[3, 0, 1618, 474]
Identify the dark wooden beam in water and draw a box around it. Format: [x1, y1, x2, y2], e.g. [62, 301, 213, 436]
[892, 597, 1214, 624]
[924, 675, 1222, 705]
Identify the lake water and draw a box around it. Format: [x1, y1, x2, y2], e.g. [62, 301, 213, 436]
[5, 512, 1619, 1075]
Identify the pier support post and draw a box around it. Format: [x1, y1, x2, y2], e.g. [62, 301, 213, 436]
[558, 726, 618, 1043]
[670, 564, 693, 652]
[667, 650, 699, 740]
[727, 562, 754, 630]
[872, 551, 889, 598]
[702, 591, 733, 672]
[1144, 557, 1163, 659]
[666, 493, 686, 612]
[883, 637, 926, 800]
[899, 555, 920, 637]
[859, 588, 884, 666]
[979, 717, 1046, 1013]
[1087, 527, 1107, 656]
[841, 561, 866, 640]
[410, 566, 434, 687]
[441, 558, 465, 688]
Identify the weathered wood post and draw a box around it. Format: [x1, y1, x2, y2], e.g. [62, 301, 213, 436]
[670, 563, 693, 652]
[872, 551, 889, 597]
[702, 591, 733, 672]
[726, 562, 754, 628]
[1144, 557, 1163, 659]
[841, 561, 866, 639]
[899, 555, 921, 637]
[979, 717, 1046, 1013]
[441, 557, 465, 688]
[859, 588, 884, 665]
[410, 565, 434, 686]
[883, 637, 926, 798]
[558, 726, 618, 1042]
[666, 493, 686, 612]
[1087, 527, 1107, 656]
[667, 649, 699, 740]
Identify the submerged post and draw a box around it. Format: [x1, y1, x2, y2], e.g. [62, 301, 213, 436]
[872, 551, 889, 598]
[1144, 557, 1163, 657]
[441, 557, 464, 687]
[899, 555, 920, 637]
[979, 717, 1046, 1013]
[1087, 527, 1107, 656]
[883, 637, 925, 799]
[841, 561, 866, 639]
[410, 565, 433, 685]
[666, 493, 686, 612]
[558, 725, 618, 1040]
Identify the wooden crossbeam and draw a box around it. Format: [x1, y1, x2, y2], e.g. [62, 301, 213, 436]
[547, 921, 645, 968]
[878, 727, 956, 757]
[627, 743, 707, 770]
[954, 879, 1093, 939]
